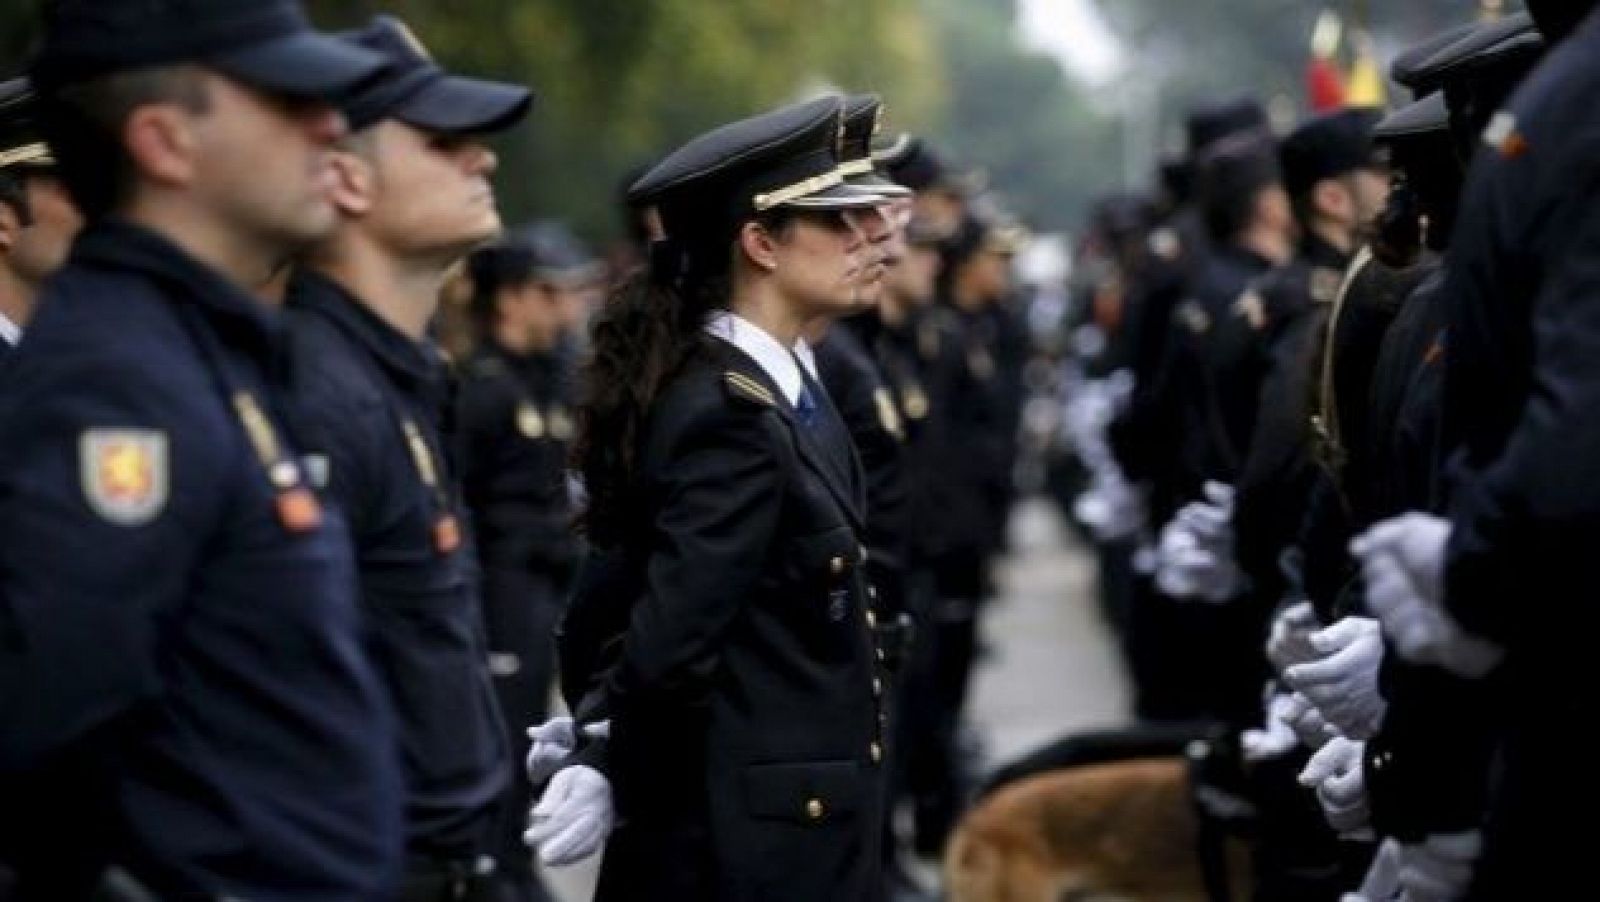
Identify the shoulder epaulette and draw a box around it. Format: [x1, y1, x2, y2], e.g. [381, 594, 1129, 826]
[723, 371, 777, 407]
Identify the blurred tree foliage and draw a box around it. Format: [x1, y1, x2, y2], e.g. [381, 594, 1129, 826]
[0, 0, 1529, 236]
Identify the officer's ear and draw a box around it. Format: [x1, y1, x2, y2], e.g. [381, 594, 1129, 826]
[738, 219, 781, 274]
[1312, 178, 1354, 226]
[0, 200, 20, 258]
[123, 102, 201, 189]
[324, 148, 375, 217]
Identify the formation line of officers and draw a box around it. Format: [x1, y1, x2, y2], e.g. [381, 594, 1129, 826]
[0, 1, 1030, 900]
[1060, 0, 1600, 899]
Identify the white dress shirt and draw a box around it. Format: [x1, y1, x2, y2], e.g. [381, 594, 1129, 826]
[703, 310, 807, 407]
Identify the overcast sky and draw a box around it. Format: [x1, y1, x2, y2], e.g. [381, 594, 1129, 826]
[1017, 0, 1127, 87]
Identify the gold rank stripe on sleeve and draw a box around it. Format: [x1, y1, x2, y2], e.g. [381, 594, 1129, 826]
[724, 372, 777, 407]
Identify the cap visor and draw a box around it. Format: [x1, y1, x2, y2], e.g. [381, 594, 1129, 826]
[782, 182, 890, 210]
[1374, 92, 1449, 140]
[848, 172, 912, 198]
[394, 75, 532, 135]
[210, 31, 386, 100]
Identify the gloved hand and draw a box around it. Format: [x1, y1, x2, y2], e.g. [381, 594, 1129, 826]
[524, 764, 615, 867]
[1155, 517, 1244, 603]
[1242, 690, 1301, 762]
[1352, 517, 1503, 678]
[1073, 464, 1145, 542]
[1267, 600, 1322, 675]
[1298, 736, 1369, 836]
[1396, 831, 1481, 902]
[1342, 838, 1403, 902]
[1282, 692, 1339, 750]
[1176, 481, 1235, 548]
[1283, 617, 1387, 740]
[525, 716, 611, 785]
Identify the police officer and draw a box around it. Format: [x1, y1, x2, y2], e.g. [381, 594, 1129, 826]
[529, 96, 893, 901]
[279, 17, 533, 901]
[1227, 107, 1385, 608]
[457, 221, 599, 901]
[1351, 1, 1600, 896]
[812, 94, 914, 649]
[0, 1, 403, 897]
[0, 78, 80, 359]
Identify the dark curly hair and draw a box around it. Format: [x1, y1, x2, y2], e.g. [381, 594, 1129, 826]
[572, 207, 798, 545]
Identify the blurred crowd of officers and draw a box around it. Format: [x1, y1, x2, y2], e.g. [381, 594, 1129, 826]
[0, 2, 1042, 901]
[1054, 0, 1600, 899]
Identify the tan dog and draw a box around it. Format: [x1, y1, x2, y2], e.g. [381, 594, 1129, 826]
[944, 756, 1248, 902]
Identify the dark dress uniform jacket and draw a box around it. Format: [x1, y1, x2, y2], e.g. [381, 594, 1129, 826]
[0, 220, 403, 899]
[1433, 13, 1600, 894]
[816, 322, 910, 623]
[284, 273, 508, 859]
[569, 338, 889, 902]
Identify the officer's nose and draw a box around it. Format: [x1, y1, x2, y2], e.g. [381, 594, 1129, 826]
[301, 104, 348, 146]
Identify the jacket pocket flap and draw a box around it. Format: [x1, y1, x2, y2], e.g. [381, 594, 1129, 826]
[742, 760, 862, 822]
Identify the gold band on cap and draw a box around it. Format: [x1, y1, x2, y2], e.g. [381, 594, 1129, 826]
[837, 158, 875, 178]
[0, 142, 53, 169]
[753, 169, 846, 211]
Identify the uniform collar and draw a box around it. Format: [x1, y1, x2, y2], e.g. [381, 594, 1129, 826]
[0, 309, 20, 347]
[288, 268, 443, 391]
[703, 310, 806, 406]
[1301, 230, 1352, 271]
[71, 218, 286, 351]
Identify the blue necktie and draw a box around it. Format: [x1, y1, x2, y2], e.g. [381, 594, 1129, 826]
[795, 382, 820, 428]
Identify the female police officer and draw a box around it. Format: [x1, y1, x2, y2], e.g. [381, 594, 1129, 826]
[526, 96, 895, 901]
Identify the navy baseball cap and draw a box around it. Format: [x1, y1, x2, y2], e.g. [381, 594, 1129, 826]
[31, 0, 384, 100]
[339, 17, 532, 134]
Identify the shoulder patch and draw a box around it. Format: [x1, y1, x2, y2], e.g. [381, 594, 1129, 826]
[1149, 228, 1182, 261]
[81, 429, 169, 526]
[1483, 111, 1528, 160]
[723, 372, 777, 407]
[1310, 267, 1344, 305]
[874, 387, 906, 441]
[1176, 299, 1211, 335]
[1233, 290, 1268, 332]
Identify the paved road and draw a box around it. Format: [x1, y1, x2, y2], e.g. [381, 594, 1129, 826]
[541, 498, 1132, 900]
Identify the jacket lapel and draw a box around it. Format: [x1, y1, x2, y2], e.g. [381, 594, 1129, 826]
[718, 345, 866, 532]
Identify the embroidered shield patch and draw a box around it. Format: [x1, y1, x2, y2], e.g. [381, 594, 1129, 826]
[80, 430, 168, 526]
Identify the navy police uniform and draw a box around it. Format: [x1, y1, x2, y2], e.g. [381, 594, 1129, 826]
[285, 272, 511, 879]
[1, 3, 403, 897]
[0, 221, 405, 900]
[561, 96, 892, 902]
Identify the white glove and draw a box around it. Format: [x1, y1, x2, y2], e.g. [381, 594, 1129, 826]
[1242, 690, 1301, 762]
[1282, 692, 1340, 750]
[524, 765, 615, 867]
[1073, 465, 1145, 542]
[1396, 831, 1481, 902]
[1177, 481, 1235, 547]
[1267, 601, 1322, 675]
[525, 717, 611, 785]
[1155, 520, 1243, 603]
[1352, 516, 1503, 678]
[1298, 736, 1370, 836]
[1155, 482, 1243, 602]
[1351, 513, 1449, 603]
[1283, 618, 1388, 740]
[1343, 837, 1403, 902]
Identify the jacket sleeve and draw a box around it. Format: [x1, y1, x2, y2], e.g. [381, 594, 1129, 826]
[0, 352, 218, 770]
[1444, 176, 1600, 648]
